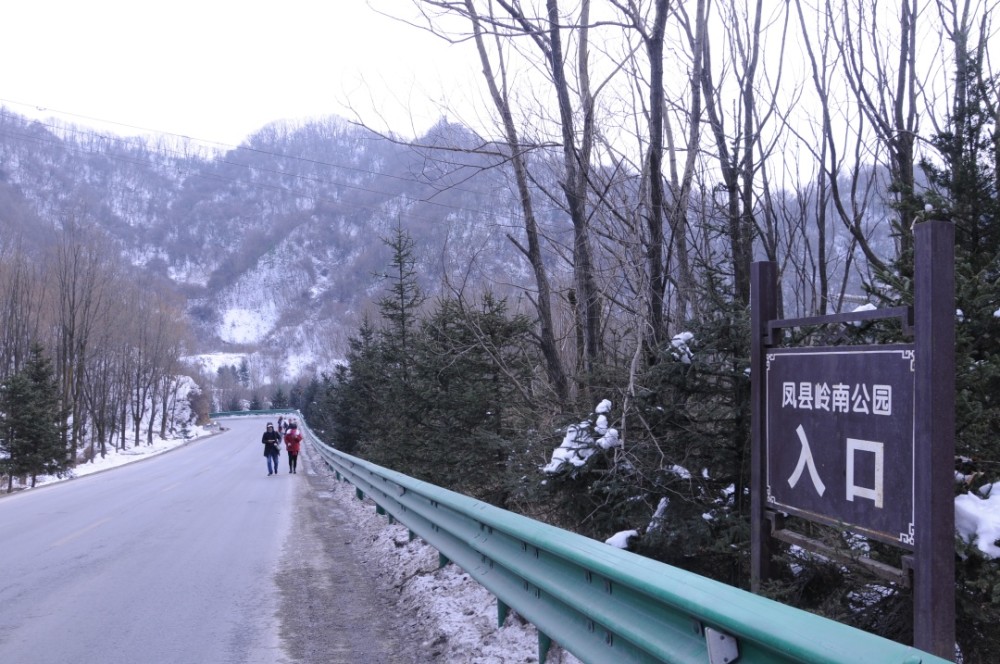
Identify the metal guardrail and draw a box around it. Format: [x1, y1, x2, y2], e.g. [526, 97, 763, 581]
[221, 412, 948, 664]
[209, 409, 293, 418]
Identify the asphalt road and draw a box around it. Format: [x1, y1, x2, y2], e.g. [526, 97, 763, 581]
[0, 416, 410, 664]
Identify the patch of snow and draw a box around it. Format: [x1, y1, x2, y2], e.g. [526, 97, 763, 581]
[182, 352, 247, 375]
[542, 400, 621, 474]
[670, 332, 695, 363]
[605, 530, 638, 549]
[647, 497, 669, 533]
[308, 445, 583, 664]
[956, 482, 1000, 558]
[850, 303, 877, 326]
[669, 464, 691, 480]
[220, 306, 278, 344]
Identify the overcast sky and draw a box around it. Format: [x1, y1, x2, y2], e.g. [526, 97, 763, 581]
[0, 1, 480, 146]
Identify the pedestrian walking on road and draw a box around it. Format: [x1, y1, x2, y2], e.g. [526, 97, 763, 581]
[284, 422, 303, 474]
[262, 423, 282, 475]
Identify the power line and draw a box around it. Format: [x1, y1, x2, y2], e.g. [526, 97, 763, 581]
[0, 100, 548, 228]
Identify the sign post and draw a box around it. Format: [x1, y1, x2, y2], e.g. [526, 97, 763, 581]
[750, 261, 777, 591]
[750, 220, 954, 660]
[913, 220, 955, 657]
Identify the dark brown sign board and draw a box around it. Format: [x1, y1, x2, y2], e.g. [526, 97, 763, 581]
[751, 221, 955, 659]
[765, 345, 915, 548]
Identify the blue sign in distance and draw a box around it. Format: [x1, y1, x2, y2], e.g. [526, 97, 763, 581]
[765, 345, 916, 548]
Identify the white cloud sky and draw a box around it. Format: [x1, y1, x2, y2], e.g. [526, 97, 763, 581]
[0, 0, 481, 145]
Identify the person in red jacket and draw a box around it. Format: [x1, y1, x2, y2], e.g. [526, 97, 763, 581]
[283, 421, 303, 474]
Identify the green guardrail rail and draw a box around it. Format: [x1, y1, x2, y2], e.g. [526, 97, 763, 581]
[209, 409, 293, 418]
[219, 412, 949, 664]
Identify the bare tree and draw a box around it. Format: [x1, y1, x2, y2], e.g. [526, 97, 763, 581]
[82, 314, 126, 461]
[532, 0, 604, 377]
[406, 0, 613, 401]
[462, 0, 570, 405]
[52, 220, 113, 464]
[0, 241, 49, 380]
[125, 288, 185, 447]
[607, 0, 682, 343]
[693, 0, 786, 305]
[831, 0, 921, 272]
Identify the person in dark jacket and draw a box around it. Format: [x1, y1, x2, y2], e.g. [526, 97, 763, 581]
[284, 422, 303, 474]
[262, 423, 282, 475]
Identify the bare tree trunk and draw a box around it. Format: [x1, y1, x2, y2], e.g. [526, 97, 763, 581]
[0, 246, 47, 381]
[463, 0, 569, 407]
[833, 0, 919, 272]
[734, 0, 765, 307]
[643, 0, 670, 344]
[543, 0, 603, 379]
[666, 0, 705, 325]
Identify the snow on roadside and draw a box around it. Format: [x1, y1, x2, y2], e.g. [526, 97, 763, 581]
[305, 444, 583, 664]
[8, 424, 216, 491]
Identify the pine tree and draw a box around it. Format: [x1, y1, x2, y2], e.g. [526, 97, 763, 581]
[406, 293, 534, 500]
[270, 386, 289, 409]
[322, 317, 380, 454]
[917, 47, 1000, 660]
[377, 221, 425, 381]
[0, 343, 66, 492]
[352, 224, 427, 468]
[237, 359, 251, 387]
[289, 379, 311, 412]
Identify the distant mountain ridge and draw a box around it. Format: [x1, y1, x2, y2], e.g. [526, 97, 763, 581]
[0, 109, 541, 381]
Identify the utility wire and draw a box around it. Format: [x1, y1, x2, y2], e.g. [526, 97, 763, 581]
[0, 100, 550, 228]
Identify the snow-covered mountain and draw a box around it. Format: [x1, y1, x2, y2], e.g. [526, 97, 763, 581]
[0, 109, 540, 380]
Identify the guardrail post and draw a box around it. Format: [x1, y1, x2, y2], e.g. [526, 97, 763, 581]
[438, 552, 450, 568]
[538, 631, 551, 664]
[496, 598, 509, 627]
[376, 504, 385, 516]
[355, 488, 364, 501]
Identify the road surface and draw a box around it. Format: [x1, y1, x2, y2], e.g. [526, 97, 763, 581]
[0, 416, 413, 663]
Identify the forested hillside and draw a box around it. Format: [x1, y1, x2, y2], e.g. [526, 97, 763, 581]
[0, 110, 538, 376]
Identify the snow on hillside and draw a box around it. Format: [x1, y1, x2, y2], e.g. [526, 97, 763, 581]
[214, 244, 314, 343]
[182, 345, 342, 389]
[167, 259, 212, 287]
[220, 306, 279, 344]
[181, 352, 248, 376]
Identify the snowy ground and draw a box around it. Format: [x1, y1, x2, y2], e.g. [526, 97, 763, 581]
[11, 424, 218, 489]
[302, 442, 583, 664]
